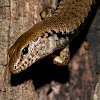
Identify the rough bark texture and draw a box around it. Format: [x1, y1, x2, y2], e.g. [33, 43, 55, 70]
[0, 0, 43, 99]
[0, 0, 100, 100]
[94, 76, 100, 100]
[93, 4, 100, 100]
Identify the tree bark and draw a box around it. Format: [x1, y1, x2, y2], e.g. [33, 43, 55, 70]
[0, 0, 43, 99]
[0, 0, 100, 100]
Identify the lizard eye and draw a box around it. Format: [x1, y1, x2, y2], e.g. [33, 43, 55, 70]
[22, 47, 28, 55]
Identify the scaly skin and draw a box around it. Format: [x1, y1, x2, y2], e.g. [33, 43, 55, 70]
[8, 0, 95, 74]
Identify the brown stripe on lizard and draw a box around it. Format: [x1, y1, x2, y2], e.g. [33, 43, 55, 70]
[8, 0, 95, 74]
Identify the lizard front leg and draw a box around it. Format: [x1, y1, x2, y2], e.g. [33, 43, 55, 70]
[53, 45, 70, 66]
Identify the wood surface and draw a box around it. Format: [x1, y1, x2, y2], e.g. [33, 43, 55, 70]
[0, 0, 100, 100]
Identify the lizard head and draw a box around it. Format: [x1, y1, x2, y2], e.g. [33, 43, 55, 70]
[8, 20, 63, 74]
[8, 41, 31, 74]
[8, 34, 50, 74]
[8, 28, 57, 74]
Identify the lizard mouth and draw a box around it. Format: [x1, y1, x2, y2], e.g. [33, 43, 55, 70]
[12, 54, 35, 74]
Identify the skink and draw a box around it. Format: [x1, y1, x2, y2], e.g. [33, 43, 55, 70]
[8, 0, 95, 74]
